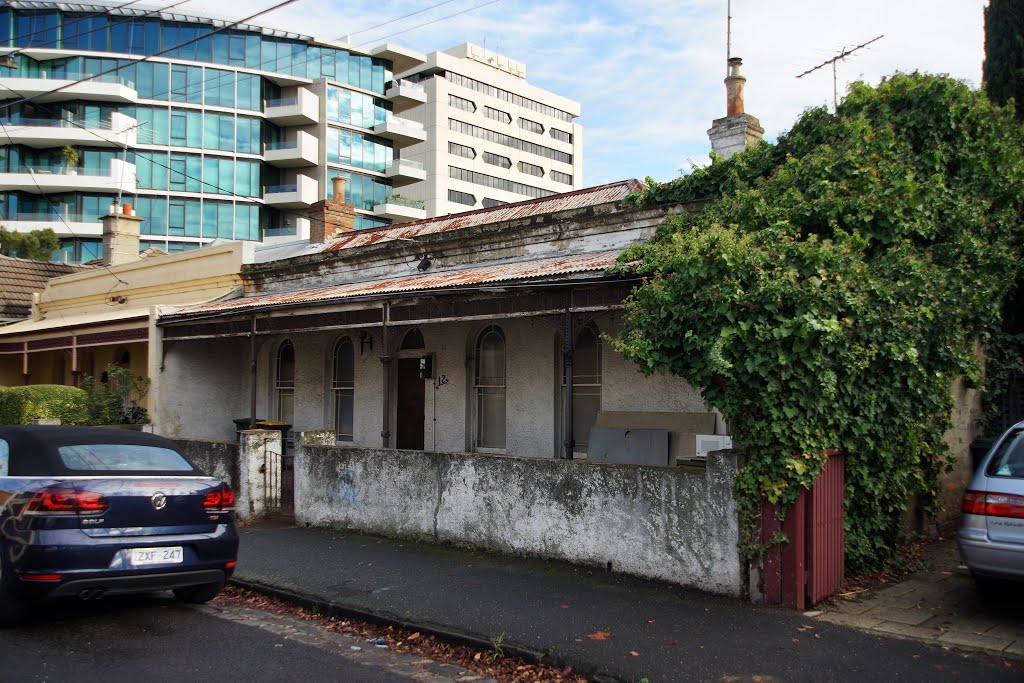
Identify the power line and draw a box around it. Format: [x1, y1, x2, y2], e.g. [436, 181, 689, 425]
[0, 0, 299, 112]
[340, 0, 461, 40]
[356, 0, 503, 46]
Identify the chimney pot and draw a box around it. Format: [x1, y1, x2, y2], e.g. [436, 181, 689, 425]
[725, 57, 746, 116]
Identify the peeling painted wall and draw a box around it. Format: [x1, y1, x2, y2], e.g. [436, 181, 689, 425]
[157, 336, 248, 442]
[293, 440, 744, 596]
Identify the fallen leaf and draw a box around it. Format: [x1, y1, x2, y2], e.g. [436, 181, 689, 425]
[814, 634, 821, 639]
[646, 619, 655, 624]
[629, 651, 639, 657]
[912, 655, 921, 660]
[560, 604, 571, 609]
[474, 653, 481, 661]
[797, 625, 813, 632]
[406, 632, 421, 641]
[586, 631, 612, 641]
[792, 638, 800, 644]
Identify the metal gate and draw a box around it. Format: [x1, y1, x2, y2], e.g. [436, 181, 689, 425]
[260, 445, 294, 515]
[759, 451, 845, 609]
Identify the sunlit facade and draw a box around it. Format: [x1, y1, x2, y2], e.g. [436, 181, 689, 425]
[0, 3, 581, 263]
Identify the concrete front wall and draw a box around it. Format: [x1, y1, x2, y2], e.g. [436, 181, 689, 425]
[239, 314, 709, 458]
[173, 438, 239, 491]
[156, 336, 248, 442]
[294, 444, 743, 596]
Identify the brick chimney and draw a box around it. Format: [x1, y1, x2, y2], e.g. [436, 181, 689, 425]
[307, 177, 356, 243]
[101, 202, 143, 265]
[708, 57, 764, 159]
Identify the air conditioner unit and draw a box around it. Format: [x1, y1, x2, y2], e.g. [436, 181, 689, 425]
[695, 434, 732, 458]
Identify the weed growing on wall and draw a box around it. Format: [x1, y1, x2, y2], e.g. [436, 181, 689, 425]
[614, 74, 1024, 572]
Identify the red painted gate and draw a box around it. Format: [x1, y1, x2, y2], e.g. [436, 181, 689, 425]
[759, 452, 845, 609]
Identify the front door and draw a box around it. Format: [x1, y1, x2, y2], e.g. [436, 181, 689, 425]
[396, 358, 424, 450]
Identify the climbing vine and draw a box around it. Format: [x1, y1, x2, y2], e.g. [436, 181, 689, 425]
[613, 74, 1024, 572]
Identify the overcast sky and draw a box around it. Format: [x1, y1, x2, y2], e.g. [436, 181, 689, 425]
[185, 0, 988, 186]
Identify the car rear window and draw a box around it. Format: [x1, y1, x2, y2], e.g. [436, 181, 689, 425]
[58, 444, 194, 472]
[0, 438, 8, 477]
[986, 429, 1024, 479]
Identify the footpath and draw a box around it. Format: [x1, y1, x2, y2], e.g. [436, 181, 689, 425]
[235, 526, 1022, 683]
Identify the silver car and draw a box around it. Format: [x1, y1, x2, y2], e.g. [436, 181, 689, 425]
[958, 420, 1024, 595]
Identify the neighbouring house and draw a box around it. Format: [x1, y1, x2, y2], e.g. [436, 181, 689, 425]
[0, 254, 85, 326]
[0, 204, 249, 412]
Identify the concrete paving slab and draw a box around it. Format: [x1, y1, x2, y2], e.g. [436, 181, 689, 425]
[872, 622, 942, 641]
[862, 606, 933, 626]
[938, 630, 1015, 651]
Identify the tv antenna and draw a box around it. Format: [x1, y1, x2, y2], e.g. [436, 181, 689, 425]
[796, 34, 884, 110]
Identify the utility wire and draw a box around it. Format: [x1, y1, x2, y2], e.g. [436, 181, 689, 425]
[339, 0, 461, 39]
[1, 0, 149, 50]
[357, 0, 502, 46]
[0, 0, 299, 112]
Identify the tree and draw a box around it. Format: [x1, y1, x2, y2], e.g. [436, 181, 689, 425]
[616, 74, 1024, 572]
[984, 0, 1024, 117]
[0, 227, 60, 261]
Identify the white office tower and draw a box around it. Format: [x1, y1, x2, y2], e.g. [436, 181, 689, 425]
[392, 44, 582, 217]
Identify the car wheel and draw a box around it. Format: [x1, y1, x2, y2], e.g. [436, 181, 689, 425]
[0, 543, 28, 627]
[972, 573, 1002, 601]
[174, 579, 225, 604]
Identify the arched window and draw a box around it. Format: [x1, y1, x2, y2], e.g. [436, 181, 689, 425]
[333, 337, 354, 441]
[474, 326, 506, 449]
[563, 323, 602, 454]
[274, 340, 295, 426]
[400, 328, 425, 350]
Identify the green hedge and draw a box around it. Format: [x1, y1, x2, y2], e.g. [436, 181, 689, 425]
[0, 384, 89, 425]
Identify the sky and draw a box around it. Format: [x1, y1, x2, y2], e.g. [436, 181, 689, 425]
[185, 0, 989, 187]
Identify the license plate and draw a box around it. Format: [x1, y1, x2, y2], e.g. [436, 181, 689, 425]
[129, 546, 184, 566]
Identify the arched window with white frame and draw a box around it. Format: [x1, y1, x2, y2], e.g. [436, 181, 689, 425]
[274, 339, 295, 426]
[474, 325, 506, 450]
[333, 337, 355, 441]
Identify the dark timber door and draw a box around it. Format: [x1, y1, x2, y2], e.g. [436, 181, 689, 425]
[396, 358, 424, 450]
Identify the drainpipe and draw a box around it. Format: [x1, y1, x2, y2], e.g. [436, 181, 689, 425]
[249, 314, 258, 429]
[562, 292, 575, 459]
[22, 342, 29, 385]
[380, 301, 392, 448]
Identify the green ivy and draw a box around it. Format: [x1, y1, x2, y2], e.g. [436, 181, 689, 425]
[613, 74, 1024, 572]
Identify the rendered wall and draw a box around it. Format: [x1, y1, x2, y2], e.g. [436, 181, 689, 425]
[294, 440, 744, 596]
[157, 336, 247, 442]
[174, 438, 239, 491]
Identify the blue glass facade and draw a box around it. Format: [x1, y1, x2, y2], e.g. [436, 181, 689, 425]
[0, 4, 409, 262]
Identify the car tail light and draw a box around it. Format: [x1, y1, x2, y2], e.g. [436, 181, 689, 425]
[25, 487, 108, 516]
[202, 484, 235, 512]
[962, 490, 1024, 518]
[19, 573, 64, 582]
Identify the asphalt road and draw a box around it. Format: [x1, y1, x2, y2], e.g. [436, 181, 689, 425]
[0, 593, 482, 682]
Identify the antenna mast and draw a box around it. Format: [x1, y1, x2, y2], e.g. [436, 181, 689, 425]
[726, 0, 732, 73]
[796, 34, 883, 110]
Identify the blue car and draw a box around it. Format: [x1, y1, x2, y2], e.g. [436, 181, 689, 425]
[0, 425, 238, 625]
[958, 420, 1024, 595]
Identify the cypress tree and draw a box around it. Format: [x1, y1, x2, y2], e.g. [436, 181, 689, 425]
[984, 0, 1024, 116]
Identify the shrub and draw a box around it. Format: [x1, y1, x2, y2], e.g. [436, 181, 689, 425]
[0, 384, 89, 425]
[81, 364, 150, 425]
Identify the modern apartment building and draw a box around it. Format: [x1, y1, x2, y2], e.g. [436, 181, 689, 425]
[392, 43, 582, 217]
[0, 1, 582, 263]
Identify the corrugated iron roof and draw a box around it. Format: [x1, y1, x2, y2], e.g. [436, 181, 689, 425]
[320, 179, 644, 253]
[170, 250, 623, 317]
[0, 255, 88, 320]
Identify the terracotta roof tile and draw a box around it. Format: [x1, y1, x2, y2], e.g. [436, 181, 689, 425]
[0, 255, 87, 320]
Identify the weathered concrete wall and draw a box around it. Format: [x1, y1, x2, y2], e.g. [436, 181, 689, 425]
[237, 429, 282, 520]
[157, 336, 248, 442]
[293, 438, 744, 596]
[173, 439, 239, 491]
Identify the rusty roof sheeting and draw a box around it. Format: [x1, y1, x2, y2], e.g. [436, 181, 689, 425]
[170, 250, 624, 317]
[320, 180, 644, 253]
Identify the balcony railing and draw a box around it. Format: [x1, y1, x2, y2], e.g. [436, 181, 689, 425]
[13, 71, 135, 88]
[0, 116, 114, 130]
[265, 140, 299, 151]
[392, 158, 424, 171]
[22, 164, 112, 177]
[263, 226, 298, 237]
[379, 195, 426, 209]
[1, 212, 87, 222]
[266, 97, 298, 108]
[265, 183, 298, 194]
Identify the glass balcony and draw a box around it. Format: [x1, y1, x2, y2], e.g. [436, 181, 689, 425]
[384, 158, 427, 187]
[384, 79, 427, 113]
[265, 131, 318, 168]
[372, 117, 427, 146]
[265, 88, 318, 126]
